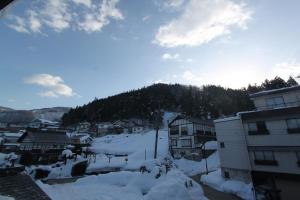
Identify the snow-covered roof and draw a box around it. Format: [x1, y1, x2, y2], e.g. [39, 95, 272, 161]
[250, 85, 300, 98]
[214, 116, 240, 123]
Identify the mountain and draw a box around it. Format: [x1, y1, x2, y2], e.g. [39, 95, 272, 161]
[31, 107, 71, 122]
[61, 83, 255, 126]
[0, 106, 14, 112]
[0, 107, 70, 124]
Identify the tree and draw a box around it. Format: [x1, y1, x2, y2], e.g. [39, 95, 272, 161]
[286, 76, 299, 86]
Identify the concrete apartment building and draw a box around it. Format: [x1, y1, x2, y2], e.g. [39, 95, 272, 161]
[168, 115, 215, 159]
[214, 85, 300, 200]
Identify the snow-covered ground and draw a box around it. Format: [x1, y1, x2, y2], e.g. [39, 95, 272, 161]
[87, 130, 169, 172]
[38, 165, 207, 200]
[201, 169, 254, 200]
[174, 151, 220, 176]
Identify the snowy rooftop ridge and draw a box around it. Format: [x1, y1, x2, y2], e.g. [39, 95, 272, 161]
[249, 85, 300, 98]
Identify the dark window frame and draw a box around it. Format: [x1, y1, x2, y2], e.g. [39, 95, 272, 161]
[220, 142, 225, 148]
[266, 96, 285, 109]
[181, 139, 192, 147]
[286, 118, 300, 134]
[224, 171, 230, 179]
[171, 139, 177, 147]
[296, 151, 300, 167]
[254, 151, 278, 166]
[170, 126, 179, 135]
[248, 121, 269, 135]
[181, 126, 188, 136]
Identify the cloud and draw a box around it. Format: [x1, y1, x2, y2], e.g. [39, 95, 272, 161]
[154, 0, 252, 47]
[164, 0, 185, 8]
[161, 53, 194, 63]
[142, 15, 151, 22]
[272, 60, 300, 79]
[8, 0, 123, 33]
[78, 0, 124, 33]
[8, 16, 29, 33]
[162, 53, 180, 61]
[72, 0, 92, 7]
[25, 74, 75, 98]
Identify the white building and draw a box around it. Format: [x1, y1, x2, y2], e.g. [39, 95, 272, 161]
[168, 115, 215, 159]
[214, 85, 300, 200]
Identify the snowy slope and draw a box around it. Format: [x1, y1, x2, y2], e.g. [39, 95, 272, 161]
[88, 130, 169, 172]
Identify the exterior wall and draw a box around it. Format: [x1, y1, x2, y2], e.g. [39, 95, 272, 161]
[214, 117, 251, 172]
[253, 90, 300, 110]
[243, 119, 300, 146]
[249, 151, 300, 175]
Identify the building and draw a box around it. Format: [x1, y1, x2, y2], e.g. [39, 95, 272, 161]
[76, 121, 91, 132]
[0, 132, 22, 153]
[214, 85, 300, 200]
[70, 134, 93, 147]
[168, 115, 215, 159]
[96, 122, 114, 136]
[28, 118, 59, 130]
[18, 129, 70, 164]
[0, 174, 51, 200]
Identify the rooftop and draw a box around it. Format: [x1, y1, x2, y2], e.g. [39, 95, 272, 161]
[0, 174, 50, 200]
[18, 129, 69, 144]
[249, 85, 300, 98]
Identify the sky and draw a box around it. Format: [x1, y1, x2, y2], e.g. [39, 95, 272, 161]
[0, 0, 300, 110]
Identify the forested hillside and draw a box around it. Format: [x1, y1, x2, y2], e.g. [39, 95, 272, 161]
[61, 76, 299, 126]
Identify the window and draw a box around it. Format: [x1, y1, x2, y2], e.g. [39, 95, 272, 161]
[170, 126, 179, 135]
[181, 139, 192, 147]
[248, 121, 269, 135]
[286, 118, 300, 134]
[296, 152, 300, 167]
[171, 139, 177, 147]
[181, 126, 188, 135]
[248, 122, 257, 131]
[224, 171, 230, 179]
[220, 142, 225, 148]
[266, 96, 285, 109]
[254, 151, 278, 165]
[194, 135, 202, 144]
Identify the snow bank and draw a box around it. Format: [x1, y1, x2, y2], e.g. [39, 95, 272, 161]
[201, 169, 254, 200]
[0, 195, 14, 200]
[202, 141, 218, 150]
[38, 168, 207, 200]
[174, 151, 220, 176]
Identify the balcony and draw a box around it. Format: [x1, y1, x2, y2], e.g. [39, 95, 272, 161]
[254, 159, 278, 166]
[287, 128, 300, 134]
[248, 129, 269, 135]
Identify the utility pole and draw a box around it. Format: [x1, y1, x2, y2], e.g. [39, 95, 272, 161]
[153, 109, 161, 159]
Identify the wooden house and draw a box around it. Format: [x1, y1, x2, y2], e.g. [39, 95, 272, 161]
[168, 114, 216, 159]
[18, 129, 70, 164]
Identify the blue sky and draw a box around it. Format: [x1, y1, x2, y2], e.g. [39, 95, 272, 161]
[0, 0, 300, 110]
